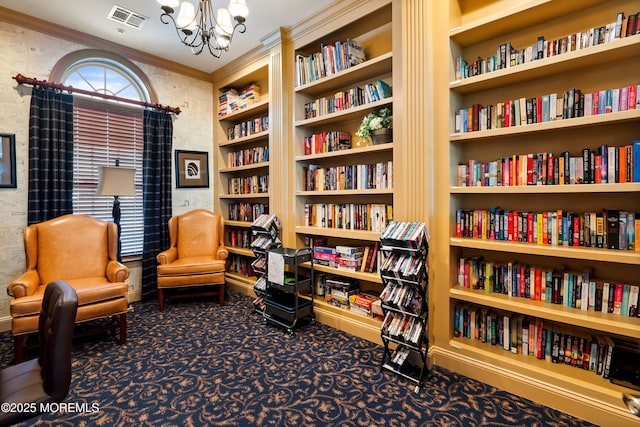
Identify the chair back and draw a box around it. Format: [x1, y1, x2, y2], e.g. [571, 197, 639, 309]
[38, 280, 78, 401]
[172, 210, 223, 259]
[26, 214, 117, 285]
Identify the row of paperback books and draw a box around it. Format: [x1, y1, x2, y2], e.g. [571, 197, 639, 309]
[227, 254, 255, 277]
[226, 115, 269, 141]
[455, 84, 639, 134]
[218, 83, 261, 117]
[227, 145, 269, 169]
[458, 139, 640, 187]
[379, 281, 423, 315]
[380, 221, 429, 250]
[303, 161, 393, 191]
[228, 228, 252, 249]
[457, 257, 640, 318]
[379, 252, 425, 283]
[381, 311, 425, 347]
[455, 12, 639, 80]
[295, 39, 366, 87]
[313, 243, 381, 273]
[303, 131, 351, 155]
[455, 208, 639, 251]
[304, 203, 391, 233]
[250, 234, 281, 253]
[453, 303, 618, 379]
[228, 202, 268, 222]
[227, 174, 269, 195]
[303, 79, 392, 120]
[251, 213, 282, 239]
[457, 141, 640, 187]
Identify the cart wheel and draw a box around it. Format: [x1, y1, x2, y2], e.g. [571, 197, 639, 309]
[414, 385, 421, 394]
[288, 329, 294, 336]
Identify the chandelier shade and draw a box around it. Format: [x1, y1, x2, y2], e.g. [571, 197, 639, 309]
[158, 0, 249, 57]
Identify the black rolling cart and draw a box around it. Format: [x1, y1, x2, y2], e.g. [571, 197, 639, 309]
[250, 214, 282, 313]
[378, 221, 429, 393]
[263, 247, 315, 335]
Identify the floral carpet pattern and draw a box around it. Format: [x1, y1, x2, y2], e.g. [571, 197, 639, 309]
[0, 291, 595, 426]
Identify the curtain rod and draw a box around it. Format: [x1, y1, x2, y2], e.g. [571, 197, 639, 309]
[13, 73, 181, 115]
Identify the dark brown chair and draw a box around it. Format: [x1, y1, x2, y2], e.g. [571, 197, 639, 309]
[0, 280, 78, 427]
[156, 209, 228, 311]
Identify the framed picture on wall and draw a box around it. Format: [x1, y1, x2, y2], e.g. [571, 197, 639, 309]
[175, 150, 209, 188]
[0, 134, 16, 189]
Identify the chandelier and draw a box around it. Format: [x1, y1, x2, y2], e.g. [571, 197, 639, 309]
[157, 0, 249, 57]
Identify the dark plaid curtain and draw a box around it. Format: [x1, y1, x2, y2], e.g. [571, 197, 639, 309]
[141, 110, 173, 301]
[27, 88, 74, 224]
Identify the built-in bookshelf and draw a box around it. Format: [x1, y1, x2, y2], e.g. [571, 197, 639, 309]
[441, 0, 640, 424]
[214, 58, 271, 290]
[291, 1, 395, 343]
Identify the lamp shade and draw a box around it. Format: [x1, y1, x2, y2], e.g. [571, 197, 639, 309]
[97, 166, 136, 197]
[228, 0, 249, 19]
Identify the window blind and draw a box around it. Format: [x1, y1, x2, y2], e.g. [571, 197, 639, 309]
[72, 98, 144, 256]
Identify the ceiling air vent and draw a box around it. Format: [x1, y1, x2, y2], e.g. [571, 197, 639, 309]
[108, 5, 148, 30]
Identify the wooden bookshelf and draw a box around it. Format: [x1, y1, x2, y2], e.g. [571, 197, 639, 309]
[433, 0, 640, 424]
[213, 56, 271, 295]
[289, 0, 397, 343]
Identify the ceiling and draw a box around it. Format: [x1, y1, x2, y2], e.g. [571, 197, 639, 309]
[0, 0, 336, 74]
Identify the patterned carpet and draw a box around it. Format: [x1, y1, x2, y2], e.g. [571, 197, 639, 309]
[0, 291, 595, 426]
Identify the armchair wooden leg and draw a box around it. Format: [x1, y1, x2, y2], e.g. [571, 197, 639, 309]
[13, 335, 24, 364]
[119, 313, 127, 344]
[158, 289, 165, 312]
[219, 283, 225, 306]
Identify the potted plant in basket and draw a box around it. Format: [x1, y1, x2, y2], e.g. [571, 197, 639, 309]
[356, 107, 393, 145]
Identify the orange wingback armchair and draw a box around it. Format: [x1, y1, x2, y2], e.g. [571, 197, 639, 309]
[7, 214, 129, 362]
[156, 209, 228, 311]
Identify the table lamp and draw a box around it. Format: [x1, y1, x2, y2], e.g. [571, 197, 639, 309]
[97, 164, 136, 262]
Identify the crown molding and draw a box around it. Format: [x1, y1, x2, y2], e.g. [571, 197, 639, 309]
[0, 6, 212, 82]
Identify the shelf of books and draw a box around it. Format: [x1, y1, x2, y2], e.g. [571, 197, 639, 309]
[214, 58, 271, 293]
[442, 0, 640, 424]
[290, 0, 395, 344]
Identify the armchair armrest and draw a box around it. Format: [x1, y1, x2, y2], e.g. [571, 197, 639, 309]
[157, 247, 178, 265]
[7, 270, 40, 298]
[217, 245, 229, 261]
[106, 260, 130, 283]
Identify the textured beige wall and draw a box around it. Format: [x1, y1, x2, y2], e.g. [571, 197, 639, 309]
[0, 21, 214, 329]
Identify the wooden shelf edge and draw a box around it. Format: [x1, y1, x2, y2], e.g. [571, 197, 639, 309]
[299, 261, 382, 284]
[450, 36, 640, 94]
[296, 226, 381, 241]
[295, 98, 393, 127]
[219, 130, 270, 147]
[295, 51, 393, 94]
[218, 99, 269, 122]
[449, 286, 640, 339]
[449, 0, 607, 47]
[450, 183, 640, 194]
[431, 344, 636, 426]
[295, 143, 394, 161]
[313, 302, 382, 345]
[224, 220, 253, 228]
[296, 188, 393, 196]
[219, 193, 271, 199]
[450, 109, 640, 141]
[450, 238, 640, 264]
[226, 247, 255, 257]
[225, 274, 257, 297]
[219, 162, 270, 173]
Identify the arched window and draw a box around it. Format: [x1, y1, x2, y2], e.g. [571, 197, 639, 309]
[53, 50, 155, 257]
